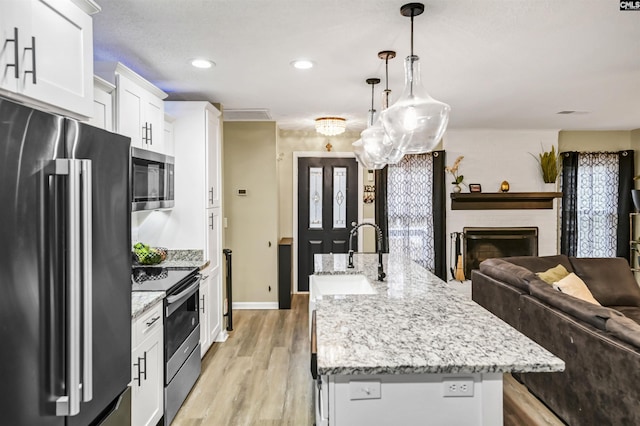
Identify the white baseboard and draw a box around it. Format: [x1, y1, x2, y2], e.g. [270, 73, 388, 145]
[232, 302, 279, 310]
[215, 330, 229, 342]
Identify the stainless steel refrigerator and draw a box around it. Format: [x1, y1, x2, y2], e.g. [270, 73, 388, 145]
[0, 96, 132, 425]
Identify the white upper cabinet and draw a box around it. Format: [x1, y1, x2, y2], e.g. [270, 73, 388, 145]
[95, 62, 168, 153]
[206, 109, 222, 208]
[0, 0, 98, 119]
[88, 76, 115, 131]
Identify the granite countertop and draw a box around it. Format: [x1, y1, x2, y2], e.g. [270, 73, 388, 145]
[136, 249, 209, 270]
[313, 253, 565, 376]
[132, 291, 165, 319]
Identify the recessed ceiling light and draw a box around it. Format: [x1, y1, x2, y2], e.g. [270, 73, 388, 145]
[191, 59, 215, 69]
[290, 59, 314, 70]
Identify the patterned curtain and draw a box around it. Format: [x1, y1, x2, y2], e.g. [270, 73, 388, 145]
[562, 150, 633, 259]
[576, 152, 619, 257]
[387, 154, 435, 271]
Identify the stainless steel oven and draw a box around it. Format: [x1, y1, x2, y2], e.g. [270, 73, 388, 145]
[132, 267, 202, 426]
[163, 272, 201, 425]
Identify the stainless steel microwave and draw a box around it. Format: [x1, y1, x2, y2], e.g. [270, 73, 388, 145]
[131, 147, 175, 211]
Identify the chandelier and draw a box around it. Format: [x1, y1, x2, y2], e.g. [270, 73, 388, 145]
[315, 117, 347, 136]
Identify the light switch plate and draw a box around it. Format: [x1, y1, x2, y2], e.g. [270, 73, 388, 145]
[349, 380, 381, 400]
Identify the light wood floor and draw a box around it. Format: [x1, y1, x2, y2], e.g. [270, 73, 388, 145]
[172, 294, 563, 426]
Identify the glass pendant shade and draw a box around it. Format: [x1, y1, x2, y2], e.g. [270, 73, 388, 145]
[352, 139, 386, 170]
[381, 55, 450, 154]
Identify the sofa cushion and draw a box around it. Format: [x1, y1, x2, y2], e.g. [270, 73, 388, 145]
[502, 255, 573, 274]
[479, 258, 537, 291]
[605, 311, 640, 348]
[536, 264, 570, 284]
[608, 306, 640, 326]
[553, 273, 601, 306]
[569, 257, 640, 307]
[529, 280, 615, 330]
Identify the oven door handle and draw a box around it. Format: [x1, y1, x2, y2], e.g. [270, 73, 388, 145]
[166, 278, 201, 306]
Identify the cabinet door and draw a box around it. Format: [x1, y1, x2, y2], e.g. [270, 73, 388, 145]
[205, 109, 221, 208]
[22, 0, 94, 118]
[132, 330, 163, 426]
[207, 268, 222, 344]
[117, 75, 145, 148]
[206, 207, 221, 271]
[199, 276, 211, 357]
[89, 80, 114, 131]
[0, 3, 22, 93]
[163, 116, 175, 157]
[144, 95, 164, 153]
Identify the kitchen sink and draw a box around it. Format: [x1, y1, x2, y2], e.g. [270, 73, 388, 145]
[310, 274, 376, 297]
[309, 274, 376, 336]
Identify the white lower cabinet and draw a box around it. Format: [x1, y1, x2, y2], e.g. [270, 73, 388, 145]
[132, 302, 164, 426]
[199, 266, 223, 357]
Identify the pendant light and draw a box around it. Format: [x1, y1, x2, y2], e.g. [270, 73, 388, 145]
[361, 77, 392, 163]
[361, 51, 404, 164]
[381, 2, 450, 154]
[352, 78, 386, 170]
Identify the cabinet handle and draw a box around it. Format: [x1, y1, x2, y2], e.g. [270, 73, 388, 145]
[146, 315, 160, 327]
[209, 213, 214, 230]
[6, 27, 19, 78]
[24, 36, 36, 84]
[133, 356, 143, 386]
[149, 123, 152, 145]
[200, 295, 205, 313]
[141, 123, 148, 144]
[141, 351, 147, 381]
[209, 187, 214, 205]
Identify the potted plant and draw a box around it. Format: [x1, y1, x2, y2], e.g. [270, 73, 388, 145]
[532, 145, 560, 189]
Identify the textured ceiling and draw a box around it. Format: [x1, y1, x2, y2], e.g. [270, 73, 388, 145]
[93, 0, 640, 133]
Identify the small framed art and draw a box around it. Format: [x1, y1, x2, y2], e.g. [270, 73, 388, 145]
[469, 183, 482, 193]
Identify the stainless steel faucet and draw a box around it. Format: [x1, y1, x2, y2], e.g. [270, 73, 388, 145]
[347, 222, 386, 281]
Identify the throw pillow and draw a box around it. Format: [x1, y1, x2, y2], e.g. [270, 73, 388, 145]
[536, 264, 570, 285]
[553, 273, 602, 305]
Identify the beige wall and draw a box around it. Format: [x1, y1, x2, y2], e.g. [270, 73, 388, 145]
[223, 122, 278, 304]
[558, 130, 632, 151]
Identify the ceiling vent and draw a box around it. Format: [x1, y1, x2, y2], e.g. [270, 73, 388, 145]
[556, 110, 589, 115]
[223, 109, 272, 121]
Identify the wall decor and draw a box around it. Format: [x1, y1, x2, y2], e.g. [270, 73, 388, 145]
[469, 183, 482, 193]
[501, 180, 510, 192]
[364, 184, 375, 203]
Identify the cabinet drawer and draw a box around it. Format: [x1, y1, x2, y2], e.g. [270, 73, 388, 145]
[133, 302, 163, 348]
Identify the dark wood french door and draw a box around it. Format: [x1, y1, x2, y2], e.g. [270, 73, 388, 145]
[298, 157, 359, 291]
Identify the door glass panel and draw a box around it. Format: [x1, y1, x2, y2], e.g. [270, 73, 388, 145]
[309, 167, 323, 229]
[333, 167, 347, 229]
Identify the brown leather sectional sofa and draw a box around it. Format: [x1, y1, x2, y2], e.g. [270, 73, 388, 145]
[471, 255, 640, 426]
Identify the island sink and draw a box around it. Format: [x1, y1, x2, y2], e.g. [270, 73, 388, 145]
[310, 274, 376, 297]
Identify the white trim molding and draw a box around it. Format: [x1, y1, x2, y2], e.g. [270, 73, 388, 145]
[232, 302, 279, 310]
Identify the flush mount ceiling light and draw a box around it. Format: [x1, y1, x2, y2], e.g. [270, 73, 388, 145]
[291, 59, 314, 70]
[381, 2, 451, 154]
[190, 58, 215, 69]
[315, 117, 347, 136]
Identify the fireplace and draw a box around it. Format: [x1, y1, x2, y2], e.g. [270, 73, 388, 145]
[463, 227, 538, 277]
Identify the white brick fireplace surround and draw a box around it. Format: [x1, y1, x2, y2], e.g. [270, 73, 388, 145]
[443, 130, 561, 279]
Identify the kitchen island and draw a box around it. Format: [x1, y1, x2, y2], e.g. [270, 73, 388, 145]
[312, 253, 564, 426]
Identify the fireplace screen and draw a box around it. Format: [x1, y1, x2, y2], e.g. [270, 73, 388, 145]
[463, 227, 538, 277]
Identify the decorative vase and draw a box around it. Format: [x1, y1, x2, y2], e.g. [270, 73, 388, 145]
[500, 181, 510, 192]
[542, 181, 557, 192]
[452, 184, 462, 193]
[632, 190, 640, 212]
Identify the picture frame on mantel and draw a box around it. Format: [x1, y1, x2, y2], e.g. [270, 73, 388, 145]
[469, 183, 482, 193]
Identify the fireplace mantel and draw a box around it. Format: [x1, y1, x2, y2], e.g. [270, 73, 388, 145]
[450, 192, 562, 210]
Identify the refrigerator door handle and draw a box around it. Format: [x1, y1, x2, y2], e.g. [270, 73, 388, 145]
[80, 159, 93, 402]
[49, 159, 82, 417]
